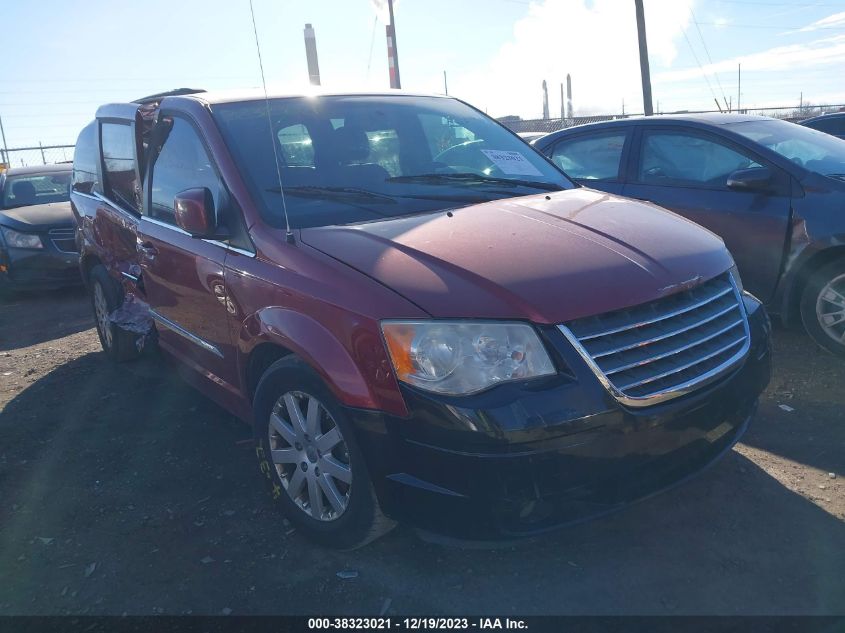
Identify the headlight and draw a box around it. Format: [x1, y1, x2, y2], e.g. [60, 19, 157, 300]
[381, 320, 556, 395]
[1, 227, 43, 249]
[729, 264, 744, 293]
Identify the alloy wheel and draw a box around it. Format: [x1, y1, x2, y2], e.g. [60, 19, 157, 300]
[93, 281, 113, 349]
[268, 391, 352, 521]
[816, 273, 845, 346]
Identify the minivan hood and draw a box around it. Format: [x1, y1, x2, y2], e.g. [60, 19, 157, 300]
[300, 189, 733, 323]
[0, 202, 73, 232]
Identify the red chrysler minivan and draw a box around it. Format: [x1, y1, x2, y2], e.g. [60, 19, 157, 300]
[71, 90, 771, 548]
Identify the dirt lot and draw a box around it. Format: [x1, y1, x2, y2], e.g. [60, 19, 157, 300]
[0, 288, 843, 616]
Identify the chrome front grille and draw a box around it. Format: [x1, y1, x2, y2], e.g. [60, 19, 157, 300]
[559, 272, 749, 407]
[48, 228, 77, 254]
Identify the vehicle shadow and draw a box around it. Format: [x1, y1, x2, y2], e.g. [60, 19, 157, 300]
[0, 347, 843, 615]
[741, 326, 845, 477]
[0, 287, 92, 351]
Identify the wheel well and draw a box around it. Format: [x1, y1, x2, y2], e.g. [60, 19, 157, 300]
[785, 245, 845, 325]
[246, 343, 294, 401]
[80, 254, 102, 286]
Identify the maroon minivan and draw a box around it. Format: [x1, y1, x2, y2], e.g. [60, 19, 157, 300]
[71, 90, 771, 547]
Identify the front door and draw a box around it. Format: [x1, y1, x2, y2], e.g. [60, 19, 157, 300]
[136, 116, 238, 398]
[623, 127, 792, 302]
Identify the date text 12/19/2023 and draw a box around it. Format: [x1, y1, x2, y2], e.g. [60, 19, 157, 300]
[308, 618, 528, 630]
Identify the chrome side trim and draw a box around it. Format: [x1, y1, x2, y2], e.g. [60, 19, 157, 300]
[149, 309, 224, 358]
[558, 273, 751, 408]
[140, 217, 256, 258]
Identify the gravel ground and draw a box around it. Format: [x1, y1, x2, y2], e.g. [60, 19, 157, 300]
[0, 288, 843, 616]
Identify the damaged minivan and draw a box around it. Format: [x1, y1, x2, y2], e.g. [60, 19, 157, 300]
[71, 89, 771, 548]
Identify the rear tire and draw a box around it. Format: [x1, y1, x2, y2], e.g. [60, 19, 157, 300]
[253, 356, 394, 549]
[89, 265, 142, 362]
[800, 259, 845, 359]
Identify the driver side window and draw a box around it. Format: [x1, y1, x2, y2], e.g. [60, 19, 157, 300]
[638, 131, 761, 188]
[149, 118, 223, 223]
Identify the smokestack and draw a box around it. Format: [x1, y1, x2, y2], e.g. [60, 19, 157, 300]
[304, 23, 321, 86]
[566, 74, 573, 119]
[560, 83, 564, 121]
[542, 80, 549, 119]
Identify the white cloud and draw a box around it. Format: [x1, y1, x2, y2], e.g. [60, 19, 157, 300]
[798, 10, 845, 32]
[654, 33, 845, 82]
[434, 0, 693, 118]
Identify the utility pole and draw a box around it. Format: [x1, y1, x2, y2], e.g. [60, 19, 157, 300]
[737, 63, 741, 112]
[443, 71, 448, 95]
[634, 0, 654, 116]
[0, 114, 8, 168]
[303, 24, 321, 86]
[566, 73, 573, 119]
[386, 0, 401, 89]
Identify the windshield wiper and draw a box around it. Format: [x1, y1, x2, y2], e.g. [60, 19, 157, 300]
[267, 185, 397, 203]
[387, 173, 564, 191]
[826, 173, 845, 181]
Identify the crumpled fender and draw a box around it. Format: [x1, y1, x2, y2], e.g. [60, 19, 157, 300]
[239, 307, 408, 417]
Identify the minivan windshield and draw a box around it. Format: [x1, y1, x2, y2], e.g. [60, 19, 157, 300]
[728, 118, 845, 180]
[211, 95, 573, 229]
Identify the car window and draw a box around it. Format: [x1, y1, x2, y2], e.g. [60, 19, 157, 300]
[638, 131, 761, 187]
[278, 124, 315, 167]
[549, 132, 626, 181]
[149, 118, 223, 224]
[1, 172, 71, 209]
[804, 117, 845, 136]
[212, 96, 573, 229]
[72, 122, 100, 195]
[101, 122, 139, 211]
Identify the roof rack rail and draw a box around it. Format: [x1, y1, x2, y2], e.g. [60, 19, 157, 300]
[132, 88, 206, 105]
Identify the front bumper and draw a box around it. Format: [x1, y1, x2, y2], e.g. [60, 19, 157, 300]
[0, 243, 81, 290]
[348, 294, 772, 539]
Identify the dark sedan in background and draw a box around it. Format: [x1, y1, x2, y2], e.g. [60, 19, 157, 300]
[0, 164, 80, 290]
[801, 112, 845, 140]
[534, 114, 845, 358]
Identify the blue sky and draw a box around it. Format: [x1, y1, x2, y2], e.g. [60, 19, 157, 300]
[1, 0, 844, 148]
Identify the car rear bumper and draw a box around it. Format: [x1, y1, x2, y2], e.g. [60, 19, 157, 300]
[347, 293, 772, 540]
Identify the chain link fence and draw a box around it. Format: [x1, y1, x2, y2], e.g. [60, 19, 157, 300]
[499, 104, 845, 134]
[0, 145, 75, 169]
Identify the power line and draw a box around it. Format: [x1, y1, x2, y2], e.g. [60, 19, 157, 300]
[695, 21, 845, 29]
[679, 23, 723, 109]
[690, 8, 730, 109]
[715, 0, 845, 6]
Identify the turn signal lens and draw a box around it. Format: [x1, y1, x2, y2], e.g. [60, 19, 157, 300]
[381, 321, 555, 395]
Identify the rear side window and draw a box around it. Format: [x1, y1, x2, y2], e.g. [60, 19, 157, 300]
[549, 133, 626, 181]
[72, 122, 100, 194]
[149, 118, 223, 223]
[637, 131, 761, 187]
[101, 122, 139, 211]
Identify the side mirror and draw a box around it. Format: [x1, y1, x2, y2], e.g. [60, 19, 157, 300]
[174, 188, 216, 238]
[726, 167, 772, 192]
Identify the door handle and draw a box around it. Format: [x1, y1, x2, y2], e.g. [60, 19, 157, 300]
[139, 241, 158, 261]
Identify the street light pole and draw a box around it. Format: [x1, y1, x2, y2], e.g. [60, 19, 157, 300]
[634, 0, 654, 116]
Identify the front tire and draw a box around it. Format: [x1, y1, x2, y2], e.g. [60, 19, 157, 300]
[89, 265, 141, 362]
[800, 259, 845, 359]
[252, 356, 394, 549]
